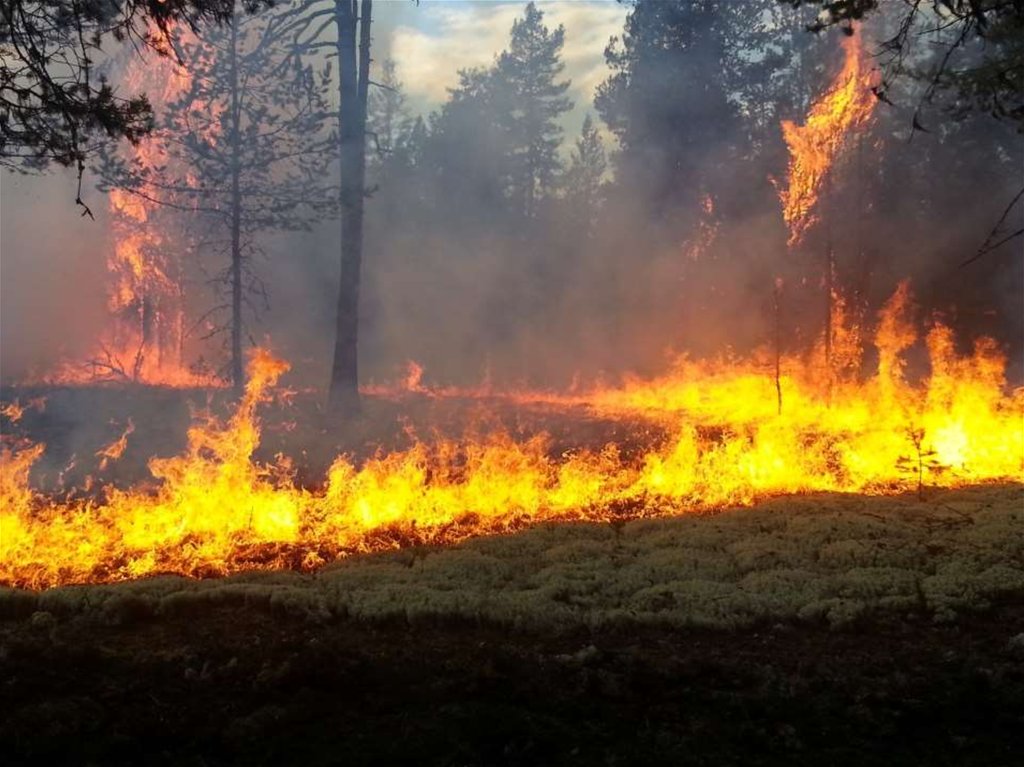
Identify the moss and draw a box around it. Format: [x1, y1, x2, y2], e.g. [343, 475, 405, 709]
[6, 484, 1021, 632]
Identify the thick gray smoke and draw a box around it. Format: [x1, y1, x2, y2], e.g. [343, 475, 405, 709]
[2, 0, 1021, 391]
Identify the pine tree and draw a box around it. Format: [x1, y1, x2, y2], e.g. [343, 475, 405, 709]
[367, 59, 410, 162]
[596, 0, 740, 226]
[0, 0, 249, 194]
[99, 5, 335, 392]
[421, 2, 573, 226]
[562, 114, 607, 234]
[493, 2, 573, 219]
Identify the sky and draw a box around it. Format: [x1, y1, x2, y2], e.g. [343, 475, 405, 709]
[377, 0, 629, 132]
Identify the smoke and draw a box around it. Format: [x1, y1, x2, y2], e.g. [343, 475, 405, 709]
[1, 0, 1021, 393]
[0, 169, 109, 379]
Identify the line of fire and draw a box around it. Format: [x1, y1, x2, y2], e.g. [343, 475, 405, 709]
[1, 1, 1022, 763]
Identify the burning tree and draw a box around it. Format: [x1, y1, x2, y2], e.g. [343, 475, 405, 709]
[778, 34, 875, 248]
[777, 32, 876, 390]
[99, 5, 335, 392]
[25, 22, 216, 388]
[784, 0, 1024, 261]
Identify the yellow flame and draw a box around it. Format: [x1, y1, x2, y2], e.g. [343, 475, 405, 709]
[2, 286, 1021, 590]
[779, 35, 876, 246]
[96, 419, 136, 472]
[35, 23, 217, 389]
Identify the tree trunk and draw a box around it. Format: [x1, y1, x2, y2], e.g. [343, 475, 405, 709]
[140, 296, 154, 359]
[329, 0, 372, 411]
[823, 174, 834, 405]
[229, 11, 244, 395]
[773, 278, 783, 416]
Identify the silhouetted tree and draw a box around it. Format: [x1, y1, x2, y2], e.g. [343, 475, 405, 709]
[561, 114, 606, 234]
[496, 2, 573, 219]
[328, 0, 373, 410]
[424, 3, 572, 223]
[596, 0, 742, 229]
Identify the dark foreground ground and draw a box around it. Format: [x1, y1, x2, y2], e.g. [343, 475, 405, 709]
[3, 600, 1023, 766]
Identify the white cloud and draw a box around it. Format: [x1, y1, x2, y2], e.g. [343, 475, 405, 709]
[389, 1, 627, 114]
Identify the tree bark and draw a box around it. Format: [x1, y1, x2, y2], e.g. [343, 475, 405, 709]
[228, 11, 244, 395]
[329, 0, 372, 412]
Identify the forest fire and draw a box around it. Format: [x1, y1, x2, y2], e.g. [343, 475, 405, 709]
[3, 2, 1024, 763]
[2, 286, 1020, 590]
[40, 24, 219, 388]
[2, 17, 1021, 592]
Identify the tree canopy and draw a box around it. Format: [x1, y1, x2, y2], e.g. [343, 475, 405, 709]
[0, 0, 265, 205]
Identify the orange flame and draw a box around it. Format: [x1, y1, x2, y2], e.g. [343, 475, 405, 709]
[779, 34, 876, 246]
[1, 401, 26, 424]
[35, 24, 219, 388]
[96, 419, 136, 472]
[1, 286, 1021, 590]
[0, 397, 45, 426]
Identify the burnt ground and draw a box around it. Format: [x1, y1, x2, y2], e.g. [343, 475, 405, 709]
[2, 601, 1023, 766]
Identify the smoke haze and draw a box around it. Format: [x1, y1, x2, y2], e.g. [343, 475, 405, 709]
[1, 0, 1021, 391]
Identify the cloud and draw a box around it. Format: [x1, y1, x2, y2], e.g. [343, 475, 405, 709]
[389, 1, 627, 113]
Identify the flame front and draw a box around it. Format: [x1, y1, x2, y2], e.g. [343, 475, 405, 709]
[779, 35, 876, 247]
[2, 286, 1021, 590]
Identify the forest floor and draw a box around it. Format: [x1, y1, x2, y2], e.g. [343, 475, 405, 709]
[2, 484, 1023, 766]
[2, 385, 1023, 764]
[2, 593, 1023, 766]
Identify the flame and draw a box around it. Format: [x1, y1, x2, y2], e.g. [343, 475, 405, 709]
[0, 397, 45, 425]
[1, 401, 25, 424]
[402, 360, 427, 393]
[34, 23, 219, 388]
[779, 35, 876, 246]
[96, 419, 136, 472]
[2, 285, 1021, 590]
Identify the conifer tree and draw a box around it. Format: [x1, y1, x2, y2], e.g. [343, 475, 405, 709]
[100, 5, 334, 392]
[562, 114, 607, 234]
[494, 2, 573, 218]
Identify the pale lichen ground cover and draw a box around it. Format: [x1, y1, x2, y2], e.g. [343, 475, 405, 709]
[3, 484, 1022, 630]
